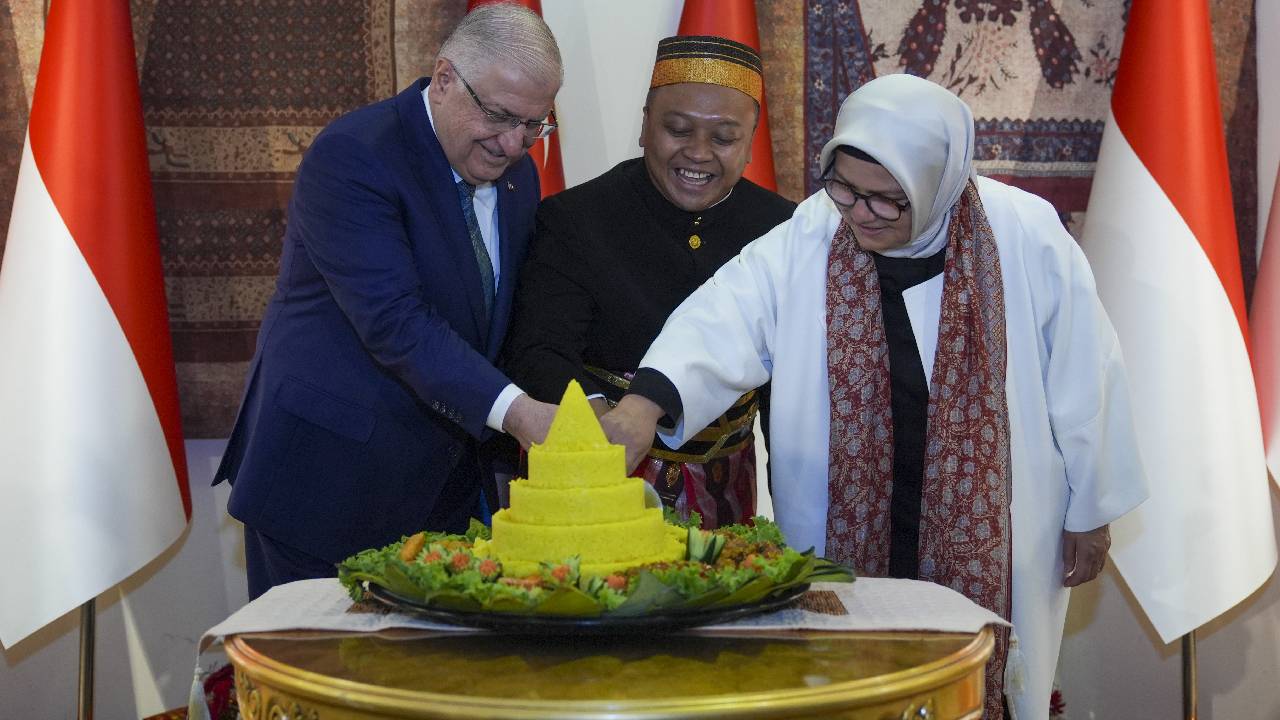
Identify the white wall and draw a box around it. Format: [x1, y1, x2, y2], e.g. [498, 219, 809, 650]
[1059, 488, 1280, 719]
[541, 0, 681, 188]
[1258, 0, 1279, 253]
[0, 440, 243, 719]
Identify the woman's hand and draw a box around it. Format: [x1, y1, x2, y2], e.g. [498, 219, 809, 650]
[1062, 524, 1111, 587]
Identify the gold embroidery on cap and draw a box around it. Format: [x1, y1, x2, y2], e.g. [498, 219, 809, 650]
[650, 58, 763, 104]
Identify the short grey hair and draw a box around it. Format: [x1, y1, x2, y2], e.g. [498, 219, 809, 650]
[438, 3, 563, 89]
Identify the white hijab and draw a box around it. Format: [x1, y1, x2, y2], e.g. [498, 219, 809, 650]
[819, 74, 976, 259]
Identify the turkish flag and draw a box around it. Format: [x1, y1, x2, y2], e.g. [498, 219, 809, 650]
[1254, 164, 1280, 484]
[676, 0, 777, 192]
[466, 0, 565, 197]
[1251, 0, 1280, 488]
[1079, 0, 1276, 642]
[0, 0, 190, 647]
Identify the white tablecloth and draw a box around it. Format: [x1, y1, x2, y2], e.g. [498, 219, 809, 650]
[189, 576, 1009, 719]
[199, 575, 1006, 652]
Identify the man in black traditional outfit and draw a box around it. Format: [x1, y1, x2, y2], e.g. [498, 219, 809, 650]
[502, 36, 794, 528]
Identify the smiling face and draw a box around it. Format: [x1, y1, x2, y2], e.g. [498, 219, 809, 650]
[829, 152, 914, 253]
[429, 56, 558, 185]
[638, 83, 757, 212]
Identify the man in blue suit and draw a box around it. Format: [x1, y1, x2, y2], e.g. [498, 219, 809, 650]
[215, 5, 562, 599]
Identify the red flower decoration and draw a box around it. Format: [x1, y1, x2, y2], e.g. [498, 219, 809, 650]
[203, 664, 239, 720]
[1050, 687, 1067, 716]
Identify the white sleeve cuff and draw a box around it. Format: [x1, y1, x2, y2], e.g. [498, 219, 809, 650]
[487, 383, 525, 433]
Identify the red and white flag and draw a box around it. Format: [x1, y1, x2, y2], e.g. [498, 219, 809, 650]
[1252, 0, 1280, 485]
[1253, 164, 1280, 483]
[677, 0, 777, 192]
[1080, 0, 1276, 642]
[467, 0, 565, 197]
[0, 0, 190, 647]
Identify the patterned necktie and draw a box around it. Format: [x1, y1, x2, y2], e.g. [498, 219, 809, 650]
[456, 179, 495, 323]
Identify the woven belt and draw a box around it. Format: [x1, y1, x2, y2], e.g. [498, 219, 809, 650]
[584, 366, 758, 464]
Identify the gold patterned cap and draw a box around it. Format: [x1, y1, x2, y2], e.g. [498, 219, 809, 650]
[649, 35, 763, 104]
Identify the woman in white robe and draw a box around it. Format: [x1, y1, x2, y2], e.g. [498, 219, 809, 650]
[604, 74, 1148, 719]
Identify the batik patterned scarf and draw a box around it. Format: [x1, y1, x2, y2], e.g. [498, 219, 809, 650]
[825, 182, 1011, 718]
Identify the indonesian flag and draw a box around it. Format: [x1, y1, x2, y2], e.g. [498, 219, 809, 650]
[677, 0, 777, 192]
[0, 0, 190, 647]
[1079, 0, 1276, 642]
[466, 0, 565, 197]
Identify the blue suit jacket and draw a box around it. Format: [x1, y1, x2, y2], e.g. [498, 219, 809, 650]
[216, 78, 539, 562]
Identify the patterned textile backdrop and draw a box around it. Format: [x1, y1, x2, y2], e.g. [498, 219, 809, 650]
[0, 0, 463, 436]
[787, 0, 1257, 280]
[0, 0, 1258, 437]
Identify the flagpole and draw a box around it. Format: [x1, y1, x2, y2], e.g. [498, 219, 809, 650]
[77, 599, 95, 720]
[1181, 631, 1197, 720]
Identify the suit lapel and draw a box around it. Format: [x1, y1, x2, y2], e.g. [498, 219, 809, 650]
[395, 78, 488, 342]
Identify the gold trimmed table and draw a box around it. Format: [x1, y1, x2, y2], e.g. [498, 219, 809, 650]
[226, 627, 993, 719]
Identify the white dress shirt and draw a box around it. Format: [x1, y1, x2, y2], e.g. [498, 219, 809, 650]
[424, 87, 523, 432]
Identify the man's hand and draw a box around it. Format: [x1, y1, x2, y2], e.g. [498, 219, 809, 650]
[600, 395, 664, 473]
[502, 393, 556, 449]
[1062, 524, 1111, 587]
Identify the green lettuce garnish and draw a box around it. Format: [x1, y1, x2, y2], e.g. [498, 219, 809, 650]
[661, 506, 703, 530]
[718, 516, 786, 546]
[337, 517, 852, 616]
[465, 518, 491, 542]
